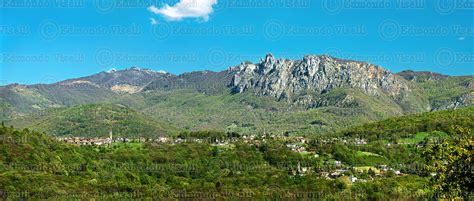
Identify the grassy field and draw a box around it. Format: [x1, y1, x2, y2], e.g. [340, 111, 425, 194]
[356, 151, 382, 157]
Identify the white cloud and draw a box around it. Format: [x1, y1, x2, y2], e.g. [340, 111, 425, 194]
[148, 0, 217, 22]
[150, 17, 158, 25]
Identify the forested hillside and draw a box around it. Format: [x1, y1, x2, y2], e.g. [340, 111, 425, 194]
[8, 104, 180, 137]
[1, 107, 472, 199]
[337, 106, 473, 141]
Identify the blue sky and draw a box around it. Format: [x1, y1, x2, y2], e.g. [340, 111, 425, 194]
[1, 0, 473, 85]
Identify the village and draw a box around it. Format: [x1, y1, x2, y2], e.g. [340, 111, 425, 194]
[56, 131, 405, 184]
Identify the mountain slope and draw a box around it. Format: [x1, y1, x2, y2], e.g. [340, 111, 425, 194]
[397, 70, 474, 110]
[1, 54, 473, 136]
[142, 70, 234, 94]
[338, 106, 474, 140]
[59, 67, 169, 92]
[230, 54, 430, 113]
[138, 88, 416, 135]
[0, 82, 119, 119]
[0, 68, 172, 119]
[9, 103, 181, 137]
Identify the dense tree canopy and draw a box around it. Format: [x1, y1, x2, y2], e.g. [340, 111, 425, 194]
[1, 107, 472, 199]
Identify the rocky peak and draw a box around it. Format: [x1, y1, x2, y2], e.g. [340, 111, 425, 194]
[264, 53, 276, 64]
[107, 68, 117, 73]
[231, 54, 411, 106]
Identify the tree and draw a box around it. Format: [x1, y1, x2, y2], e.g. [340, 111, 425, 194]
[367, 168, 376, 178]
[423, 125, 473, 199]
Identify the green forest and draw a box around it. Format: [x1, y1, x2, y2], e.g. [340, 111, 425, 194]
[1, 107, 472, 200]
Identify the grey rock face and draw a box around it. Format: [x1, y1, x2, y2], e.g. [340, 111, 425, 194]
[433, 92, 474, 111]
[231, 54, 410, 106]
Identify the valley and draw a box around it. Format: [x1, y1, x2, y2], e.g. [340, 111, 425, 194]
[3, 2, 473, 200]
[0, 107, 472, 199]
[0, 55, 472, 200]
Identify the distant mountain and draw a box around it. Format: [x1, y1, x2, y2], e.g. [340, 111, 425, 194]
[230, 54, 425, 112]
[396, 70, 473, 110]
[232, 54, 408, 100]
[142, 70, 234, 94]
[1, 54, 472, 137]
[58, 67, 170, 93]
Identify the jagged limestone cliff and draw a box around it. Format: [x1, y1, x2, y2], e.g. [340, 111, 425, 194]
[231, 54, 414, 108]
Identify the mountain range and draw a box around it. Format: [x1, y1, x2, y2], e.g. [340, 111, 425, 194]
[1, 54, 472, 137]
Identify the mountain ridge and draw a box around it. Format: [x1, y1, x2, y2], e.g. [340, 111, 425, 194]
[230, 54, 416, 109]
[1, 54, 473, 136]
[1, 56, 471, 88]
